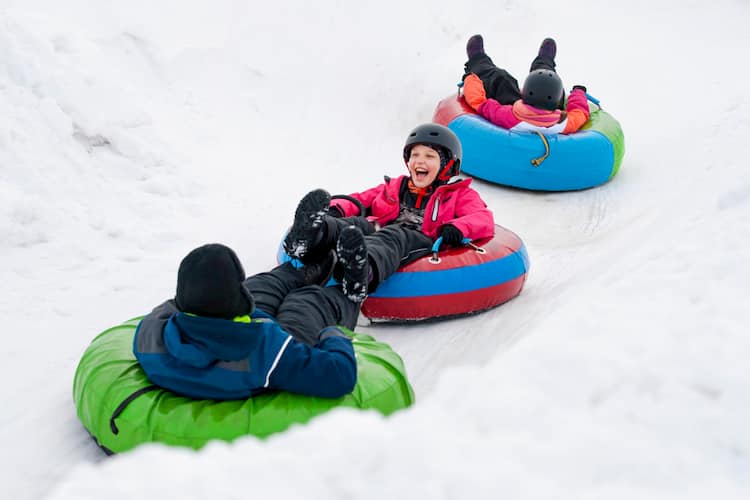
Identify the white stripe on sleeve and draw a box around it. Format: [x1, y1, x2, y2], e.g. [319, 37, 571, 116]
[264, 336, 292, 388]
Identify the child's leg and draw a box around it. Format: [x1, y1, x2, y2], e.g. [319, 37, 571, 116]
[303, 215, 376, 263]
[365, 225, 433, 290]
[326, 216, 376, 242]
[464, 54, 522, 105]
[529, 37, 557, 72]
[275, 285, 360, 346]
[243, 251, 338, 317]
[285, 189, 377, 262]
[243, 263, 306, 317]
[528, 38, 564, 109]
[529, 56, 555, 72]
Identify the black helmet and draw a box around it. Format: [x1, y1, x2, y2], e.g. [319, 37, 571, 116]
[521, 69, 563, 111]
[403, 123, 462, 179]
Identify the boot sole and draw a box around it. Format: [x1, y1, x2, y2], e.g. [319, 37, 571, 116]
[284, 190, 331, 258]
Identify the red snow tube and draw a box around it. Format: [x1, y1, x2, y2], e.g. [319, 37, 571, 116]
[279, 224, 529, 322]
[360, 224, 529, 322]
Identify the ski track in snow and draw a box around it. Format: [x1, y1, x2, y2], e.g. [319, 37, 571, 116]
[370, 174, 624, 396]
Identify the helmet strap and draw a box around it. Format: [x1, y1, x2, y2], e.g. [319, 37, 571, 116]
[437, 159, 455, 181]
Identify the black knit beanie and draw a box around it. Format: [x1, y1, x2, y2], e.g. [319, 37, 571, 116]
[175, 243, 255, 319]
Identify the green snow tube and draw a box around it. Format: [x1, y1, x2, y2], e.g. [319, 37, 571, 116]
[73, 318, 415, 454]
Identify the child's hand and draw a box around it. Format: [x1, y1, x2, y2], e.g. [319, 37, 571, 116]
[439, 225, 464, 246]
[462, 73, 487, 110]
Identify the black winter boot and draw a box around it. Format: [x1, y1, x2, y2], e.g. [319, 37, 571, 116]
[301, 249, 337, 287]
[336, 226, 369, 303]
[284, 189, 331, 260]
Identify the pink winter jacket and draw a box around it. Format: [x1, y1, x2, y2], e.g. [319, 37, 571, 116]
[329, 175, 495, 240]
[477, 88, 590, 134]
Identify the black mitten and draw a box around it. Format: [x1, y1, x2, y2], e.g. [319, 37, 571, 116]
[440, 225, 464, 246]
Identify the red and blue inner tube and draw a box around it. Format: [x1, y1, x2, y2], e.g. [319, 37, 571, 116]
[278, 224, 529, 322]
[361, 224, 529, 321]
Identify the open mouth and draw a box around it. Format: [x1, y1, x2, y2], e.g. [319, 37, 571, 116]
[413, 168, 430, 181]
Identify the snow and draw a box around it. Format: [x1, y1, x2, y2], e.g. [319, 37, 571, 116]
[1, 0, 748, 498]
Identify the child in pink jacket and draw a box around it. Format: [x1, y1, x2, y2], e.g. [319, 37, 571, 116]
[284, 123, 495, 302]
[461, 35, 590, 134]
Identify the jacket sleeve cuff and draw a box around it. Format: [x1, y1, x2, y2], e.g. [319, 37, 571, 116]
[317, 326, 351, 342]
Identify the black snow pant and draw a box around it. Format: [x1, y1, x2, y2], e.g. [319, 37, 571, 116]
[243, 263, 359, 346]
[463, 53, 558, 106]
[319, 216, 434, 292]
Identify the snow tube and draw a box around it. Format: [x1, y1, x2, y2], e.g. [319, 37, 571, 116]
[433, 94, 625, 191]
[277, 224, 529, 322]
[73, 319, 414, 454]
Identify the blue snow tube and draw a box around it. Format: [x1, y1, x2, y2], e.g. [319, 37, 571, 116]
[433, 94, 625, 191]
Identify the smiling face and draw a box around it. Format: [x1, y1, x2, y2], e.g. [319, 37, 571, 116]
[407, 144, 441, 188]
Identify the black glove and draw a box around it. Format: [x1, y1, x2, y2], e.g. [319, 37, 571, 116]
[572, 85, 587, 93]
[440, 225, 464, 246]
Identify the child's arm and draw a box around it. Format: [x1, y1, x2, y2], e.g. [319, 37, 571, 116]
[562, 86, 590, 134]
[463, 73, 521, 130]
[268, 327, 357, 399]
[462, 73, 488, 110]
[330, 182, 388, 217]
[443, 189, 495, 241]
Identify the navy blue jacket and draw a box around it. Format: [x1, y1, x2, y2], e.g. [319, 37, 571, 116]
[133, 300, 357, 400]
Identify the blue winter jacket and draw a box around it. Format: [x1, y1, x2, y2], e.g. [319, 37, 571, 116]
[133, 300, 357, 400]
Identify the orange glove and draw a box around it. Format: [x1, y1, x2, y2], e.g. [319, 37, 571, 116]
[462, 73, 487, 110]
[562, 108, 589, 134]
[562, 87, 591, 134]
